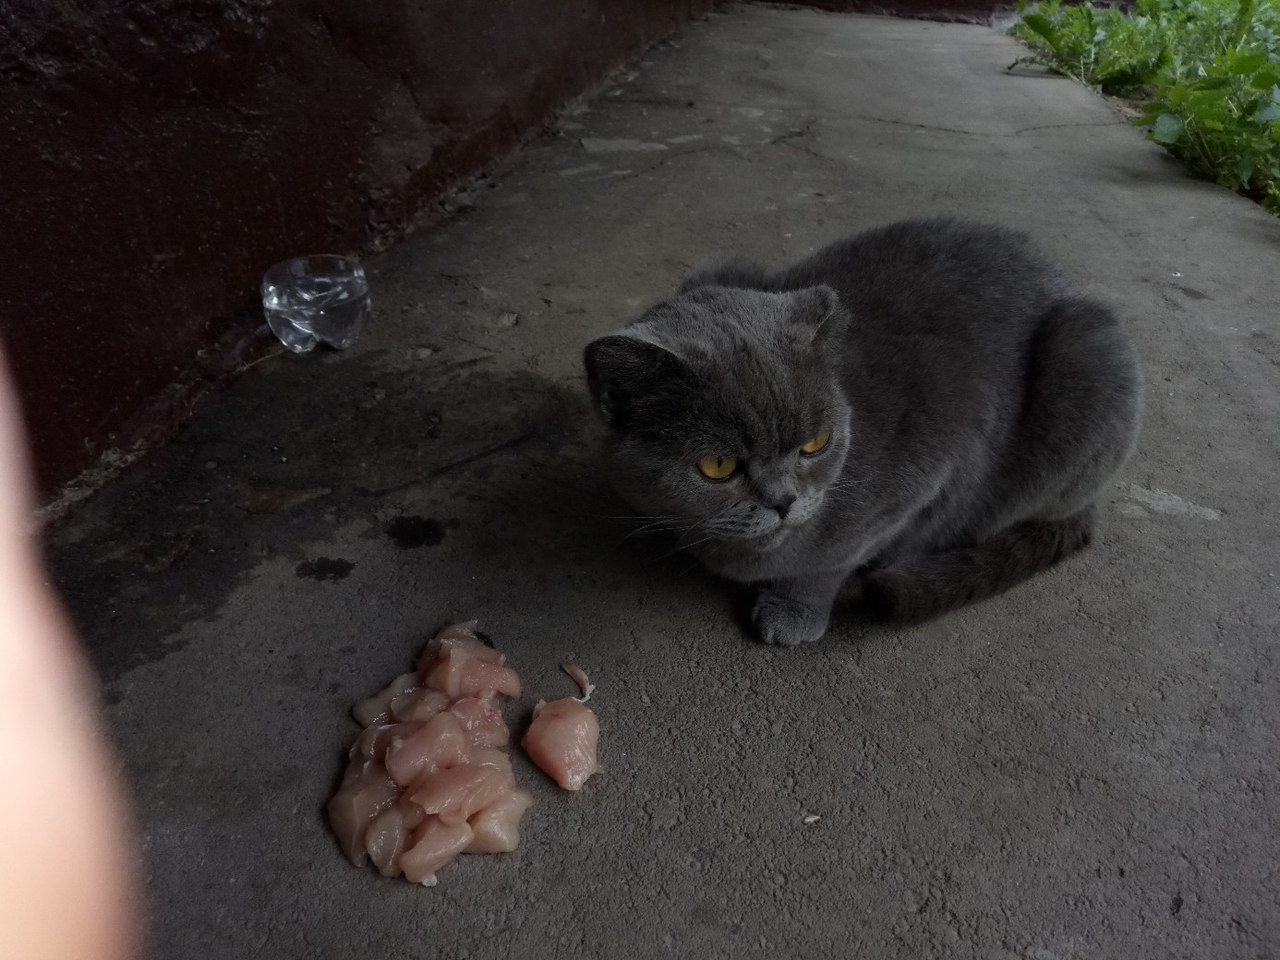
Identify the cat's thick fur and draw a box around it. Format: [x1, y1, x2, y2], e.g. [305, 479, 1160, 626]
[584, 218, 1142, 645]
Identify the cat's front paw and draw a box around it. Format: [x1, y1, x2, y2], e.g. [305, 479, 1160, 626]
[752, 590, 829, 647]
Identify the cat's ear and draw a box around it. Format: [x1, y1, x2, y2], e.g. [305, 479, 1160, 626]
[583, 335, 685, 427]
[787, 285, 845, 344]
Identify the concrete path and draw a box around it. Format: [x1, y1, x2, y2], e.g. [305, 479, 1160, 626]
[48, 5, 1280, 958]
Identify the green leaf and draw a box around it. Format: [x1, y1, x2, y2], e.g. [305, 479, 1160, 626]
[1235, 156, 1256, 185]
[1230, 0, 1256, 48]
[1152, 112, 1185, 143]
[1187, 75, 1234, 92]
[1247, 71, 1280, 91]
[1022, 12, 1061, 45]
[1187, 93, 1230, 122]
[1135, 94, 1172, 123]
[1227, 51, 1268, 74]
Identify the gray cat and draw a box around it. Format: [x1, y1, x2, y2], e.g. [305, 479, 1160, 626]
[584, 218, 1142, 646]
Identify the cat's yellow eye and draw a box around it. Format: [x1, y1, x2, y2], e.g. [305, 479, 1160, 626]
[697, 455, 738, 481]
[800, 432, 831, 455]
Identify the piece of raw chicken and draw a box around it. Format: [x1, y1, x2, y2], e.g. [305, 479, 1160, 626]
[522, 697, 599, 791]
[327, 621, 532, 885]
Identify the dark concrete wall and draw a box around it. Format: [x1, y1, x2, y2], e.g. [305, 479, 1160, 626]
[0, 0, 712, 496]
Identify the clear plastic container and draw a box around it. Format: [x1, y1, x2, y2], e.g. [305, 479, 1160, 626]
[261, 255, 371, 353]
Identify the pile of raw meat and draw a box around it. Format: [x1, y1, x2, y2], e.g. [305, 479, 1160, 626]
[328, 621, 598, 885]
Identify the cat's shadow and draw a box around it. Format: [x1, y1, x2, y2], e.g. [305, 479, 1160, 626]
[470, 400, 896, 650]
[453, 427, 734, 609]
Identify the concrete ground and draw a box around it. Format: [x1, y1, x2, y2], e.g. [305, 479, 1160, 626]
[47, 5, 1280, 959]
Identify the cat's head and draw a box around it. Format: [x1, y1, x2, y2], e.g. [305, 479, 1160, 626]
[584, 284, 851, 547]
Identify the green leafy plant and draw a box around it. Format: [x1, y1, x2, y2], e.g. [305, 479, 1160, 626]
[1010, 0, 1167, 92]
[1138, 52, 1280, 207]
[1010, 0, 1280, 214]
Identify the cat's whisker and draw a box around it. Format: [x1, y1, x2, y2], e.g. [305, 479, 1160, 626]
[618, 517, 694, 544]
[600, 510, 711, 549]
[672, 553, 713, 579]
[622, 515, 685, 531]
[652, 534, 716, 564]
[584, 513, 689, 521]
[824, 475, 879, 496]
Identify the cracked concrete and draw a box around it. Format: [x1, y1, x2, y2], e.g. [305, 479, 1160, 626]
[45, 5, 1280, 959]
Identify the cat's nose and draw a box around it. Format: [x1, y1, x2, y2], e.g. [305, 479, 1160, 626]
[772, 494, 798, 519]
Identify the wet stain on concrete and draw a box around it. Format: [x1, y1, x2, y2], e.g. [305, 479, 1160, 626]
[386, 515, 449, 548]
[296, 558, 355, 581]
[44, 353, 593, 685]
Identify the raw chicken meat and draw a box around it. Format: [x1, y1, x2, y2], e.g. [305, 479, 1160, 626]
[468, 746, 514, 777]
[351, 671, 420, 727]
[409, 764, 511, 825]
[328, 621, 533, 885]
[325, 762, 399, 865]
[560, 662, 594, 702]
[353, 722, 421, 762]
[418, 621, 502, 669]
[425, 656, 521, 700]
[400, 819, 474, 885]
[365, 801, 424, 877]
[330, 622, 607, 883]
[384, 711, 468, 786]
[449, 696, 510, 748]
[390, 687, 450, 723]
[466, 788, 534, 854]
[522, 697, 599, 791]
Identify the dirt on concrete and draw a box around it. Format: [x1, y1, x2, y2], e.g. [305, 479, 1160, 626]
[46, 5, 1280, 958]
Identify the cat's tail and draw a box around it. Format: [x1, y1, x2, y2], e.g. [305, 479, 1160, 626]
[860, 507, 1096, 625]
